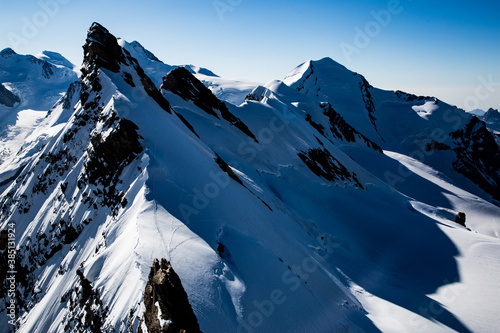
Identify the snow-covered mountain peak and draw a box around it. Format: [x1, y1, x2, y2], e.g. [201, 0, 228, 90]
[117, 38, 218, 90]
[484, 107, 500, 120]
[314, 56, 348, 67]
[264, 79, 290, 92]
[282, 57, 384, 145]
[0, 47, 17, 58]
[35, 50, 76, 71]
[283, 57, 352, 90]
[282, 56, 376, 116]
[128, 40, 162, 62]
[117, 38, 174, 88]
[468, 108, 487, 117]
[481, 107, 500, 133]
[183, 65, 218, 77]
[0, 48, 75, 84]
[308, 57, 352, 75]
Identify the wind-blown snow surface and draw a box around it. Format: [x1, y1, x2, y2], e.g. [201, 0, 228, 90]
[1, 23, 500, 333]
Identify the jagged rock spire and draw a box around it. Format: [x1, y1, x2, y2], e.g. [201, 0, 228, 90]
[80, 22, 172, 113]
[139, 259, 201, 333]
[161, 67, 257, 141]
[82, 22, 124, 73]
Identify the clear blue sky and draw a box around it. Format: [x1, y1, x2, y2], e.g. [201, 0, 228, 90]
[1, 0, 499, 110]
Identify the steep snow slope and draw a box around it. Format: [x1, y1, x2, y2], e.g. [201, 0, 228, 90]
[35, 51, 79, 73]
[118, 39, 175, 88]
[1, 22, 499, 333]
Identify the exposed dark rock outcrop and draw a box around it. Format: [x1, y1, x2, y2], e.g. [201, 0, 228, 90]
[83, 117, 143, 214]
[32, 148, 77, 195]
[0, 83, 20, 107]
[321, 103, 382, 152]
[481, 108, 500, 132]
[214, 154, 243, 186]
[217, 242, 231, 261]
[139, 258, 201, 333]
[455, 212, 466, 227]
[293, 61, 316, 94]
[298, 148, 363, 188]
[81, 22, 171, 113]
[394, 90, 431, 102]
[305, 113, 326, 136]
[174, 111, 200, 138]
[85, 118, 142, 187]
[425, 141, 451, 152]
[58, 81, 81, 111]
[244, 85, 270, 103]
[41, 61, 55, 79]
[450, 117, 500, 201]
[60, 270, 109, 332]
[358, 75, 379, 136]
[82, 23, 125, 74]
[161, 67, 257, 142]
